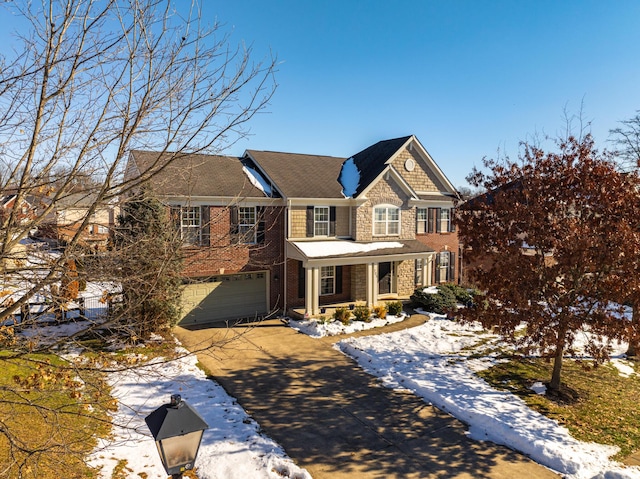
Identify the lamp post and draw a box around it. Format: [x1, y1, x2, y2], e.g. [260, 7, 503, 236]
[145, 394, 209, 479]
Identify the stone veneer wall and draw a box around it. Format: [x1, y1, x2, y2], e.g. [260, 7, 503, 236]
[391, 147, 446, 192]
[396, 260, 415, 296]
[351, 264, 367, 301]
[354, 178, 414, 242]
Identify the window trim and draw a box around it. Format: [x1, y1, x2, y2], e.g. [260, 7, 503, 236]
[180, 206, 201, 245]
[416, 207, 428, 234]
[314, 206, 330, 237]
[238, 206, 257, 244]
[373, 205, 400, 236]
[320, 265, 335, 295]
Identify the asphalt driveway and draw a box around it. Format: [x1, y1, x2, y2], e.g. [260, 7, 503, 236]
[173, 314, 559, 479]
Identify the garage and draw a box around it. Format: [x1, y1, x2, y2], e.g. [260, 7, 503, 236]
[180, 272, 268, 325]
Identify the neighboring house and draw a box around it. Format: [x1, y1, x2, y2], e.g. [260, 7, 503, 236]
[0, 192, 37, 227]
[39, 192, 118, 250]
[125, 135, 460, 325]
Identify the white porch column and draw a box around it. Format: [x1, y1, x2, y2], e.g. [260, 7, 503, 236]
[305, 266, 314, 317]
[366, 263, 374, 307]
[311, 266, 320, 315]
[366, 263, 378, 307]
[425, 255, 434, 286]
[422, 256, 431, 286]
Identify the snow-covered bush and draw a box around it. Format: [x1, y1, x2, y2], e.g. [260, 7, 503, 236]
[411, 286, 457, 314]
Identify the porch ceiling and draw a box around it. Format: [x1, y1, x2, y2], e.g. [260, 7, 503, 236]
[287, 239, 435, 266]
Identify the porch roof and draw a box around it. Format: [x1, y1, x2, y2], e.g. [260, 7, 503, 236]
[287, 239, 435, 266]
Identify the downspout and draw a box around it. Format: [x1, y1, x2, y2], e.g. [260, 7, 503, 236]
[283, 198, 290, 315]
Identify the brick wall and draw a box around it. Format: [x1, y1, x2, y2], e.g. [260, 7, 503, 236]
[416, 231, 460, 283]
[182, 205, 286, 311]
[286, 259, 352, 308]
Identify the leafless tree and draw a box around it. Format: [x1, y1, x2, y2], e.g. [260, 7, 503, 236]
[0, 0, 276, 475]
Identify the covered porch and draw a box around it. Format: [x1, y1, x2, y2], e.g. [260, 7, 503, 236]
[286, 239, 435, 318]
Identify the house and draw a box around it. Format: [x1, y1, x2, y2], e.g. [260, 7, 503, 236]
[38, 192, 118, 250]
[125, 135, 460, 325]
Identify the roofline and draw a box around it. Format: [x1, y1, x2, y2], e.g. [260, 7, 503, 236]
[356, 164, 418, 200]
[408, 136, 460, 198]
[242, 151, 286, 199]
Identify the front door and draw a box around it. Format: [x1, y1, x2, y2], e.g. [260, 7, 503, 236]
[378, 262, 393, 295]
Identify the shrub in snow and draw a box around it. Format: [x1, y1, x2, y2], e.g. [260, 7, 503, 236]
[386, 300, 403, 316]
[333, 307, 351, 325]
[373, 305, 387, 319]
[353, 305, 371, 322]
[410, 286, 457, 314]
[439, 283, 477, 306]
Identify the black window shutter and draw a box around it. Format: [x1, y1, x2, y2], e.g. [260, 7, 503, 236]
[450, 208, 456, 232]
[201, 206, 210, 246]
[306, 206, 314, 237]
[230, 206, 239, 241]
[298, 261, 305, 298]
[427, 208, 435, 233]
[256, 206, 265, 243]
[449, 252, 456, 283]
[435, 208, 442, 233]
[434, 253, 441, 283]
[335, 265, 342, 294]
[329, 206, 336, 236]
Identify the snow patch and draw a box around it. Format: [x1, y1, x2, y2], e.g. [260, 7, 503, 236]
[292, 240, 404, 258]
[242, 165, 273, 196]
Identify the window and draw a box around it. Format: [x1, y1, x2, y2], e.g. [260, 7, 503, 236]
[427, 208, 454, 233]
[415, 258, 424, 285]
[97, 225, 109, 234]
[180, 206, 201, 245]
[320, 266, 335, 295]
[314, 207, 330, 236]
[439, 209, 451, 233]
[416, 208, 428, 234]
[373, 206, 400, 236]
[435, 251, 455, 283]
[238, 206, 257, 243]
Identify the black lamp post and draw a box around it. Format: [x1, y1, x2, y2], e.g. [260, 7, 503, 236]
[145, 394, 209, 478]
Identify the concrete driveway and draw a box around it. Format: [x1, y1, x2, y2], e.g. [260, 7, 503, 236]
[173, 314, 559, 479]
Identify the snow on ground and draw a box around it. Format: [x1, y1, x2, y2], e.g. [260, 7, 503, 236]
[335, 313, 640, 479]
[87, 349, 311, 479]
[288, 312, 407, 337]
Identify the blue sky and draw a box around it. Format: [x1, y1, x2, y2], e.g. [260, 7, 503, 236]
[207, 0, 640, 187]
[1, 1, 638, 188]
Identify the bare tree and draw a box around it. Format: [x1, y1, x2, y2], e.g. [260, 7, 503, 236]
[610, 110, 640, 172]
[0, 0, 276, 475]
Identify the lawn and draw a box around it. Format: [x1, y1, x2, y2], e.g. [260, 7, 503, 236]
[0, 350, 112, 479]
[478, 357, 640, 460]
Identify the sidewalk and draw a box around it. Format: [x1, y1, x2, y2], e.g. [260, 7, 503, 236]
[174, 315, 559, 479]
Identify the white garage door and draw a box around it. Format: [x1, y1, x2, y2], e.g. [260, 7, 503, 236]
[180, 272, 268, 325]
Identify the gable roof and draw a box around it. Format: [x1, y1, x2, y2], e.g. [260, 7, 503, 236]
[350, 136, 413, 197]
[128, 150, 269, 198]
[245, 150, 347, 199]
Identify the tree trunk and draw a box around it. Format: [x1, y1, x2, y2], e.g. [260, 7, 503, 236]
[549, 343, 564, 393]
[627, 303, 639, 358]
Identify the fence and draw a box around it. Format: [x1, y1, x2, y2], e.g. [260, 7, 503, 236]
[3, 294, 123, 327]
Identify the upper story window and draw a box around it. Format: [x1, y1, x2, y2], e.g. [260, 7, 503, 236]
[417, 207, 455, 234]
[314, 206, 330, 236]
[374, 206, 400, 236]
[239, 206, 257, 243]
[306, 206, 335, 237]
[180, 206, 201, 245]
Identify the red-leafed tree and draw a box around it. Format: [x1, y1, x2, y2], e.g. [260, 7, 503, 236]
[456, 134, 640, 396]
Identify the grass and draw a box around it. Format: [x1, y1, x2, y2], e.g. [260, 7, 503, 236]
[0, 351, 113, 479]
[478, 357, 640, 460]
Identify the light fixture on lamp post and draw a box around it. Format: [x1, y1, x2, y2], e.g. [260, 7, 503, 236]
[145, 394, 209, 479]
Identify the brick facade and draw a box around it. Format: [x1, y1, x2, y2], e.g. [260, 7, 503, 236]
[181, 205, 286, 311]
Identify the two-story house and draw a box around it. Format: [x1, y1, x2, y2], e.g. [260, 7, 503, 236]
[125, 135, 460, 326]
